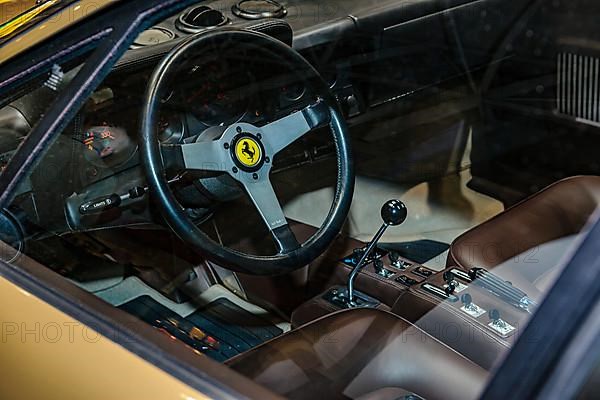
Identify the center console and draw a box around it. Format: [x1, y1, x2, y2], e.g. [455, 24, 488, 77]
[293, 245, 423, 325]
[395, 265, 534, 369]
[293, 200, 537, 370]
[293, 243, 439, 325]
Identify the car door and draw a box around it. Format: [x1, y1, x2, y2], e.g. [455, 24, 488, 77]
[0, 274, 211, 399]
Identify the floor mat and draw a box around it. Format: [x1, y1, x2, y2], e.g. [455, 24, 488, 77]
[380, 240, 450, 264]
[119, 295, 283, 362]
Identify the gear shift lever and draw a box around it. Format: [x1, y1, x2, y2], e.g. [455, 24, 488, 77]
[347, 200, 407, 305]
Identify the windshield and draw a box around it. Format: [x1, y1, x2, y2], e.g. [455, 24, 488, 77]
[0, 1, 598, 399]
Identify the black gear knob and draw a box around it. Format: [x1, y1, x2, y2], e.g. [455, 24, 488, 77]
[381, 200, 408, 226]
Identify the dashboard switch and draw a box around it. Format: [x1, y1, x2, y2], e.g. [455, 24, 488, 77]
[487, 309, 516, 336]
[413, 266, 434, 278]
[421, 283, 458, 302]
[389, 251, 411, 269]
[396, 275, 418, 287]
[460, 293, 486, 318]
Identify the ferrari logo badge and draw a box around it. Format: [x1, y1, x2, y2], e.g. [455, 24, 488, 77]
[235, 137, 262, 168]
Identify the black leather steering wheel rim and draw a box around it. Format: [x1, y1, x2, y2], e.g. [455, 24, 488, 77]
[140, 29, 354, 276]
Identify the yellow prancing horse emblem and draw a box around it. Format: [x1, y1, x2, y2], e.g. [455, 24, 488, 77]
[235, 137, 262, 168]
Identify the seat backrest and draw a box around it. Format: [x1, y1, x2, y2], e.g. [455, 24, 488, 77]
[448, 175, 600, 272]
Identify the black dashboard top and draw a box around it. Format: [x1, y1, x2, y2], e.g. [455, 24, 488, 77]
[118, 0, 479, 67]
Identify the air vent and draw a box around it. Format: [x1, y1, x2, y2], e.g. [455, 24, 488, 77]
[176, 6, 229, 34]
[232, 0, 287, 20]
[131, 27, 175, 49]
[557, 52, 600, 124]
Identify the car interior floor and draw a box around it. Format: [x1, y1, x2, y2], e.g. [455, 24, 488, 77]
[285, 169, 504, 270]
[54, 227, 293, 362]
[76, 273, 291, 362]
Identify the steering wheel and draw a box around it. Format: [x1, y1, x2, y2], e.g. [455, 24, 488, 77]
[140, 29, 354, 276]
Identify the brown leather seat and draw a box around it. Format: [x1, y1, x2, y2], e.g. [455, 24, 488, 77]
[448, 176, 600, 290]
[227, 308, 487, 400]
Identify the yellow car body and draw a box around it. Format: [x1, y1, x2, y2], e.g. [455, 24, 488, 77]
[0, 274, 210, 400]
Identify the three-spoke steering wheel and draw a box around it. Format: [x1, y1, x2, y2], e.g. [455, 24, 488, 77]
[140, 29, 354, 275]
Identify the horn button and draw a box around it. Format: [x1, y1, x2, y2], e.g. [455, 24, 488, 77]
[230, 131, 267, 173]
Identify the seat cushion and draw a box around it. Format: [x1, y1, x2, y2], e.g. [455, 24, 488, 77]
[448, 176, 600, 281]
[227, 308, 487, 400]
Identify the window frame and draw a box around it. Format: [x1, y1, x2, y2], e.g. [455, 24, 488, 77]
[0, 1, 599, 398]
